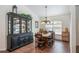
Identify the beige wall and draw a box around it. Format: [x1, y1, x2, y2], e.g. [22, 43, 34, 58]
[76, 5, 79, 46]
[0, 5, 39, 51]
[0, 5, 12, 50]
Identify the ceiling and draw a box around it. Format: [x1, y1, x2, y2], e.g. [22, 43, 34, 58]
[26, 5, 70, 17]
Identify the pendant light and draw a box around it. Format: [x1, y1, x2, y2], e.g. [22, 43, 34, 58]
[43, 5, 50, 23]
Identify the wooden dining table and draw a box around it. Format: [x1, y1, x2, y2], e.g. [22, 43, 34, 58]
[42, 33, 51, 47]
[35, 32, 54, 48]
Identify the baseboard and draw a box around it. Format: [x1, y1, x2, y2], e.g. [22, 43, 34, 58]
[55, 39, 69, 42]
[0, 48, 6, 51]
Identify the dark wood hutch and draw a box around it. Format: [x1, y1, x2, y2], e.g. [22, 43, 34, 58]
[7, 12, 33, 51]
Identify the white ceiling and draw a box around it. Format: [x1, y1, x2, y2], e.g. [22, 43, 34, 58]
[26, 5, 70, 17]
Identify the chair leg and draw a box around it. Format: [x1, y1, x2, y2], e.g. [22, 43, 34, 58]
[38, 42, 45, 48]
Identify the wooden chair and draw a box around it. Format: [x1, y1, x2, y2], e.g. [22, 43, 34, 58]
[35, 33, 45, 48]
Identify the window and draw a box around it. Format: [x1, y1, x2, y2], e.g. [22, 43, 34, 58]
[52, 21, 62, 35]
[45, 23, 53, 32]
[45, 21, 62, 35]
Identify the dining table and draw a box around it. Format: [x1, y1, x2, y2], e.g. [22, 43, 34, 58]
[42, 32, 51, 47]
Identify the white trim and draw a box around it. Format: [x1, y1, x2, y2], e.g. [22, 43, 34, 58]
[70, 5, 76, 53]
[0, 48, 6, 51]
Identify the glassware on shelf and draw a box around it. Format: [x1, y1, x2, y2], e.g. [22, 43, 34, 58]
[13, 18, 20, 34]
[8, 12, 32, 35]
[21, 20, 26, 33]
[9, 20, 11, 34]
[27, 20, 31, 32]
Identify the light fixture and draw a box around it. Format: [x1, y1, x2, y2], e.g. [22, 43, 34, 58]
[42, 5, 50, 23]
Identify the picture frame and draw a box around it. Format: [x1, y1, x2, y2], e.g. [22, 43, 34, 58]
[35, 21, 39, 28]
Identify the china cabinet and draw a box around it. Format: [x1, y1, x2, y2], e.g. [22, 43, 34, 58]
[7, 12, 33, 51]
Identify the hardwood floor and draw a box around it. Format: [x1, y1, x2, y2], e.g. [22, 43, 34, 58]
[0, 40, 70, 53]
[35, 40, 70, 53]
[0, 43, 35, 53]
[12, 43, 35, 53]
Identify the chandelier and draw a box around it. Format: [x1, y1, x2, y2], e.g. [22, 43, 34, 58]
[42, 5, 50, 23]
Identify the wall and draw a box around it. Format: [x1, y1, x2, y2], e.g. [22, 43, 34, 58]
[0, 5, 39, 51]
[0, 5, 12, 50]
[76, 5, 79, 46]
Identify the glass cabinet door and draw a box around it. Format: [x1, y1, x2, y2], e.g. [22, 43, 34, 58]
[21, 20, 26, 33]
[8, 16, 11, 34]
[13, 18, 20, 34]
[27, 20, 32, 32]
